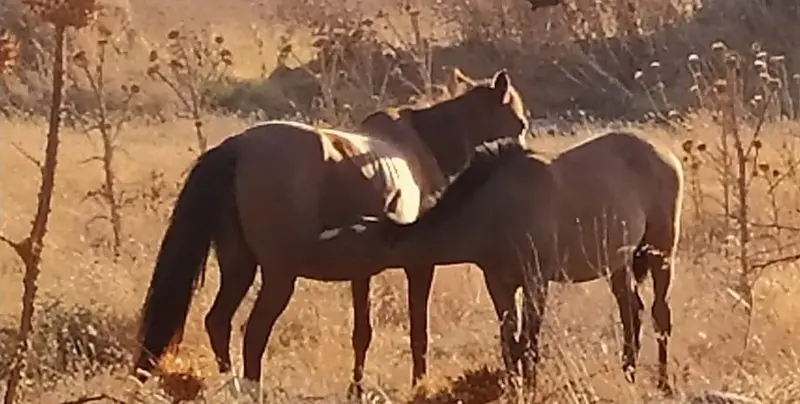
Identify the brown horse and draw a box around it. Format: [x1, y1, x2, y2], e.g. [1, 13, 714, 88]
[324, 131, 684, 393]
[132, 69, 529, 395]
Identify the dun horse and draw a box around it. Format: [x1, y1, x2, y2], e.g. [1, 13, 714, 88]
[133, 69, 529, 395]
[326, 131, 684, 392]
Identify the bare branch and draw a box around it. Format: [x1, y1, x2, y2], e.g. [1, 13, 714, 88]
[153, 70, 192, 110]
[58, 394, 127, 404]
[751, 253, 800, 271]
[78, 156, 104, 165]
[0, 233, 19, 251]
[528, 0, 562, 11]
[10, 142, 42, 169]
[747, 221, 800, 233]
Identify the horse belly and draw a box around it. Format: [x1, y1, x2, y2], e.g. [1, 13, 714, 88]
[551, 255, 614, 283]
[300, 232, 397, 281]
[553, 216, 646, 283]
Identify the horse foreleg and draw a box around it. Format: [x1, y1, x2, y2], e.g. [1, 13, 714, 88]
[483, 273, 520, 378]
[610, 267, 644, 384]
[348, 276, 373, 399]
[405, 265, 435, 386]
[242, 272, 296, 382]
[519, 277, 548, 390]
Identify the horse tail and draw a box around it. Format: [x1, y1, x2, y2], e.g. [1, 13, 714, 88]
[134, 136, 240, 377]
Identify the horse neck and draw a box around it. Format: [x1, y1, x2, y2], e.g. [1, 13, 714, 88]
[407, 107, 472, 178]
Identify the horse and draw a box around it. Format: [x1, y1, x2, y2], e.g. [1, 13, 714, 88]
[323, 131, 684, 393]
[132, 69, 530, 397]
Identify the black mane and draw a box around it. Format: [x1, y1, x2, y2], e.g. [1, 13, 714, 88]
[395, 136, 530, 235]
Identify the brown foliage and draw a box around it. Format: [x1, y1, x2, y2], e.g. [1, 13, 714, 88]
[23, 0, 99, 28]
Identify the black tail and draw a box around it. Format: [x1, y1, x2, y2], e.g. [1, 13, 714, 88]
[134, 136, 240, 377]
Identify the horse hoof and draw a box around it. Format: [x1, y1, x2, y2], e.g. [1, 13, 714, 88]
[657, 380, 674, 397]
[226, 376, 261, 402]
[347, 381, 364, 401]
[622, 365, 636, 384]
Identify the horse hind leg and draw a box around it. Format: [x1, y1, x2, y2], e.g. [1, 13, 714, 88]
[611, 253, 645, 384]
[242, 269, 297, 381]
[204, 221, 257, 374]
[483, 272, 522, 379]
[640, 222, 678, 394]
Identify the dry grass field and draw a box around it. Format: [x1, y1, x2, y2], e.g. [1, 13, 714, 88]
[1, 0, 800, 403]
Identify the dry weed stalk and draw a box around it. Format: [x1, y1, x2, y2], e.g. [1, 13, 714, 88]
[70, 35, 140, 259]
[381, 6, 437, 103]
[633, 59, 676, 125]
[147, 28, 232, 154]
[679, 139, 707, 221]
[0, 1, 98, 403]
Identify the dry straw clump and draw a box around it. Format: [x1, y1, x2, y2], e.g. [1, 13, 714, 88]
[153, 351, 207, 402]
[412, 365, 506, 404]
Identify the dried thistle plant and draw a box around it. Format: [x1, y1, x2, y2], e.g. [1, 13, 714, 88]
[147, 28, 232, 154]
[70, 38, 142, 260]
[681, 139, 707, 221]
[696, 39, 800, 352]
[2, 1, 98, 403]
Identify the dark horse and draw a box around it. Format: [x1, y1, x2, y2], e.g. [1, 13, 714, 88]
[132, 69, 529, 396]
[324, 132, 684, 393]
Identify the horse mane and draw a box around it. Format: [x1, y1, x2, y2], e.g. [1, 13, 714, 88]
[399, 136, 530, 231]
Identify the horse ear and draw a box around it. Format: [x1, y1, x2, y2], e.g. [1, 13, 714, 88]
[491, 69, 513, 104]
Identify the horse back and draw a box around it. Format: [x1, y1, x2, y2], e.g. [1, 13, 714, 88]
[552, 131, 682, 213]
[547, 131, 683, 279]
